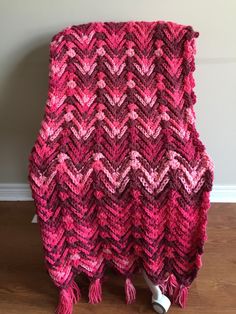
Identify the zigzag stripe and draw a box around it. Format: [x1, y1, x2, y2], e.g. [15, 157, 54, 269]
[28, 21, 214, 310]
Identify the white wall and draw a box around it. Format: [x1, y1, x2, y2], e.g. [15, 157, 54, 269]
[0, 0, 235, 187]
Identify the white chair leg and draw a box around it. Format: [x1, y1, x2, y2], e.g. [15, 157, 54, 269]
[142, 269, 171, 314]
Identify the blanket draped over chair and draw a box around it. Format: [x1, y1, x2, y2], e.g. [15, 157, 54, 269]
[28, 20, 214, 314]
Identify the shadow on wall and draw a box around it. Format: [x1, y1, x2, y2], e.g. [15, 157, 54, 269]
[0, 38, 53, 183]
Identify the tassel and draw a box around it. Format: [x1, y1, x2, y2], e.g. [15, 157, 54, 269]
[159, 273, 170, 294]
[56, 280, 80, 314]
[159, 281, 168, 294]
[89, 278, 102, 304]
[166, 274, 178, 301]
[71, 280, 81, 303]
[125, 277, 136, 304]
[196, 254, 203, 268]
[175, 285, 189, 308]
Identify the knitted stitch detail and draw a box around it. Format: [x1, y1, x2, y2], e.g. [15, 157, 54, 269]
[28, 20, 214, 313]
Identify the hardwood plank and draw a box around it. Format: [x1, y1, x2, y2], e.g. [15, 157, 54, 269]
[0, 202, 235, 313]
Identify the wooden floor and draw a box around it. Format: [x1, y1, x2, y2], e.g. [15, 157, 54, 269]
[0, 202, 235, 314]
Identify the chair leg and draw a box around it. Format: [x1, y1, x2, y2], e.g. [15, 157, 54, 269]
[142, 269, 171, 314]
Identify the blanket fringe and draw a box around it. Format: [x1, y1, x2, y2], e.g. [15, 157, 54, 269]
[196, 254, 203, 268]
[89, 278, 102, 304]
[175, 285, 189, 308]
[165, 274, 190, 307]
[56, 279, 80, 314]
[166, 273, 178, 301]
[125, 277, 136, 304]
[71, 280, 81, 303]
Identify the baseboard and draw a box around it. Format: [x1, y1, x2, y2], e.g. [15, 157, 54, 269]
[210, 185, 236, 203]
[0, 183, 236, 203]
[0, 183, 32, 201]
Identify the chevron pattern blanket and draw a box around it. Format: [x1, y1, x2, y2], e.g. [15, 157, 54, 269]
[28, 21, 214, 313]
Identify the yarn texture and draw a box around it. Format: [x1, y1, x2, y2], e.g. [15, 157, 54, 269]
[28, 21, 214, 313]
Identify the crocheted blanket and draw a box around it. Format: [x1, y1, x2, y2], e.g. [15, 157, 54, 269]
[28, 20, 214, 313]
